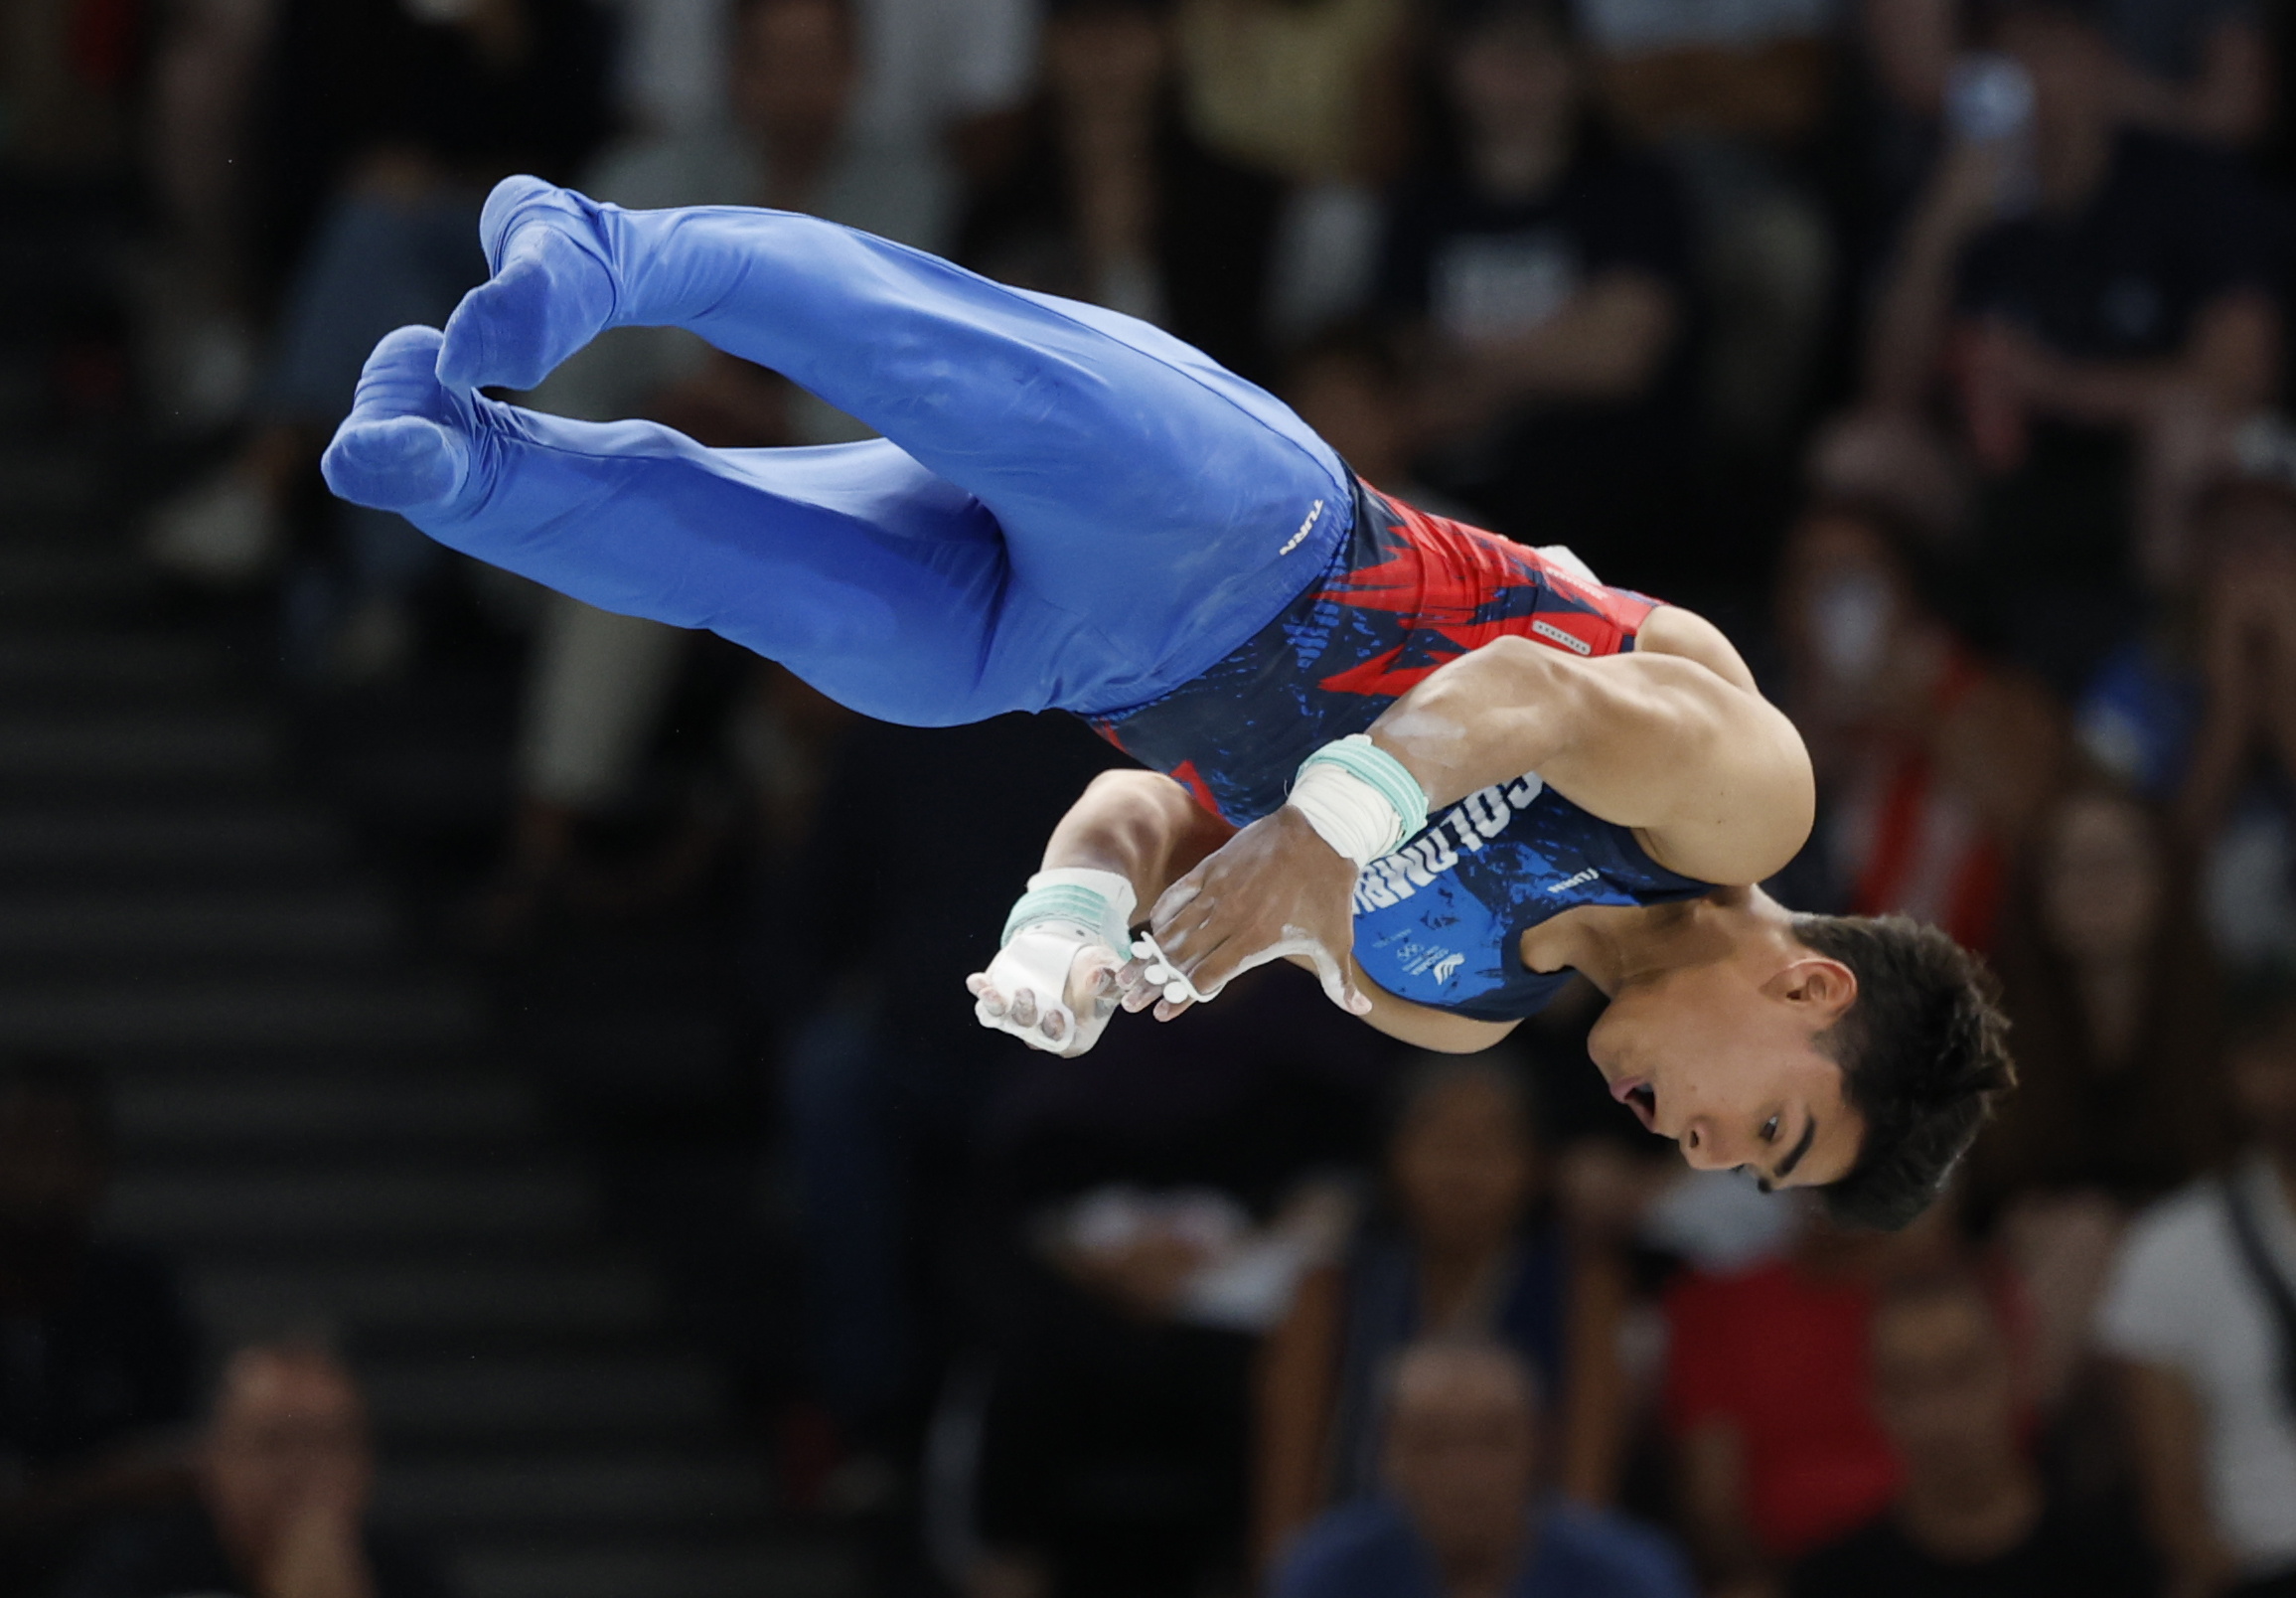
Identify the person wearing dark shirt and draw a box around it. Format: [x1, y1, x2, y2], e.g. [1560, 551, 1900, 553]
[1373, 0, 1694, 589]
[0, 1054, 199, 1597]
[1789, 1271, 2160, 1598]
[1865, 0, 2281, 682]
[1273, 1338, 1693, 1598]
[1952, 129, 2278, 399]
[58, 1344, 453, 1598]
[1257, 1055, 1631, 1568]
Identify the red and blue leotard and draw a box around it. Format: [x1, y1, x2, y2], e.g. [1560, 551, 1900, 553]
[1100, 483, 1713, 1021]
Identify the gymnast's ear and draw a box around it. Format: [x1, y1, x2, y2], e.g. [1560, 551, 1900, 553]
[1763, 953, 1856, 1025]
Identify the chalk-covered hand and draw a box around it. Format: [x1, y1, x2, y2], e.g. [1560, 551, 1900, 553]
[968, 868, 1141, 1058]
[1143, 806, 1370, 1022]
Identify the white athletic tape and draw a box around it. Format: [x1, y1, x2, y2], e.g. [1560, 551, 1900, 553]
[977, 924, 1115, 1056]
[1131, 931, 1219, 1006]
[978, 868, 1137, 1057]
[1001, 866, 1137, 953]
[1287, 735, 1430, 866]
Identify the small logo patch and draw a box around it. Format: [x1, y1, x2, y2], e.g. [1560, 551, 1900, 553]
[1280, 499, 1325, 556]
[1432, 952, 1464, 984]
[1548, 868, 1600, 895]
[1530, 618, 1593, 656]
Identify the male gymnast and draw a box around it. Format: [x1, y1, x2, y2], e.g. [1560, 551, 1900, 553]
[324, 176, 2014, 1229]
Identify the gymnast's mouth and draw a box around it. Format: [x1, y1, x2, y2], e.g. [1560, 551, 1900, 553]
[1610, 1077, 1658, 1133]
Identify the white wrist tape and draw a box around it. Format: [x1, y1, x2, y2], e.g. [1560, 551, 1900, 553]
[1000, 867, 1137, 954]
[1285, 734, 1430, 866]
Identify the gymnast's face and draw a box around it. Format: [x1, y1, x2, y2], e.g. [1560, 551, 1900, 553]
[1588, 946, 1865, 1189]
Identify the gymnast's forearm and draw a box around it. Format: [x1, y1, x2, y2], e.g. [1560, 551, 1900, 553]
[1040, 770, 1235, 911]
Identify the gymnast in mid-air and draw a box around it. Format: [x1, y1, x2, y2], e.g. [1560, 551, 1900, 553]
[325, 175, 2014, 1229]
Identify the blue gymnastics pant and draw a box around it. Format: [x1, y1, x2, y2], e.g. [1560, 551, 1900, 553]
[323, 175, 1351, 724]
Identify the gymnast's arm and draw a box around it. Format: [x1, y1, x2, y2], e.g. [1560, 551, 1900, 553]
[1044, 773, 1522, 1050]
[1145, 606, 1813, 1006]
[1038, 769, 1238, 908]
[1366, 607, 1815, 886]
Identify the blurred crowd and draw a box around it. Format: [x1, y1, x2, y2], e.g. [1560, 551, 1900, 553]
[10, 0, 2296, 1594]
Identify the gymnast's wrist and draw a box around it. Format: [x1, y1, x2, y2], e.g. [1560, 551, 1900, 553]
[1000, 868, 1138, 953]
[1286, 734, 1431, 867]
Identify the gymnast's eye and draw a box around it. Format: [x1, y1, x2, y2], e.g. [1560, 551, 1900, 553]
[1760, 1115, 1780, 1145]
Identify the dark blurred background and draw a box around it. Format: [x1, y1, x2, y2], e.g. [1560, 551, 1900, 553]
[4, 0, 2296, 1596]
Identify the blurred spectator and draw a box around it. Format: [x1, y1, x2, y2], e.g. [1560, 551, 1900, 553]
[613, 0, 743, 135]
[0, 1054, 199, 1597]
[957, 962, 1392, 1597]
[1574, 0, 1839, 449]
[1770, 497, 2065, 950]
[1663, 1204, 1960, 1593]
[1973, 780, 2225, 1409]
[1863, 0, 2282, 680]
[144, 0, 614, 676]
[1280, 323, 1453, 510]
[1576, 0, 1834, 152]
[995, 0, 1308, 374]
[1977, 780, 2226, 1211]
[1843, 0, 1957, 260]
[2176, 431, 2296, 981]
[2097, 979, 2296, 1598]
[1375, 0, 1696, 586]
[844, 0, 1041, 185]
[1280, 320, 1490, 533]
[1171, 0, 1414, 348]
[2076, 415, 2296, 980]
[1271, 1338, 1694, 1598]
[142, 0, 277, 434]
[1789, 1271, 2160, 1598]
[57, 1343, 453, 1598]
[1256, 1055, 1631, 1568]
[483, 0, 944, 937]
[970, 0, 1403, 376]
[963, 0, 1383, 376]
[771, 715, 1130, 1525]
[2104, 0, 2273, 151]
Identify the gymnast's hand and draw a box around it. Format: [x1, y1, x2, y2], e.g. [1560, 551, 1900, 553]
[1142, 807, 1372, 1022]
[968, 927, 1133, 1058]
[435, 174, 622, 395]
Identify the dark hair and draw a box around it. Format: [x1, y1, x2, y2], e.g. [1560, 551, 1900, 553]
[0, 1050, 112, 1155]
[1793, 915, 2016, 1230]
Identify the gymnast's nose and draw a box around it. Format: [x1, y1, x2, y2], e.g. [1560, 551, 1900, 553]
[1677, 1118, 1734, 1171]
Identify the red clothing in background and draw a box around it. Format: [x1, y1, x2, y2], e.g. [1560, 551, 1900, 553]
[1663, 1259, 1901, 1559]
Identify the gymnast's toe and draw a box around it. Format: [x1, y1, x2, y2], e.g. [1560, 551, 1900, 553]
[322, 414, 469, 513]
